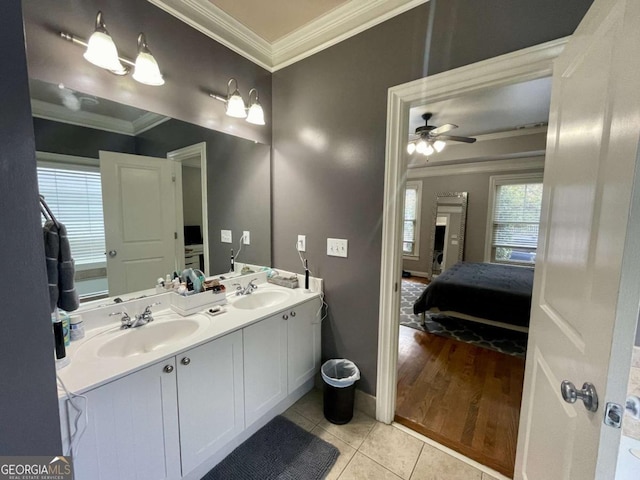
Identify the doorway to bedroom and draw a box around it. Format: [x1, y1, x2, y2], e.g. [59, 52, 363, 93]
[393, 69, 551, 477]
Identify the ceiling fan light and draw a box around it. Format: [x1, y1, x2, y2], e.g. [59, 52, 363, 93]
[424, 143, 435, 156]
[407, 142, 416, 154]
[416, 139, 428, 154]
[433, 140, 446, 152]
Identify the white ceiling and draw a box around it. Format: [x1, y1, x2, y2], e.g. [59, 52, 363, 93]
[408, 77, 553, 138]
[148, 0, 429, 71]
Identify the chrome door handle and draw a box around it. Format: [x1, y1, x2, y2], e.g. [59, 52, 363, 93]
[108, 250, 117, 258]
[561, 380, 598, 412]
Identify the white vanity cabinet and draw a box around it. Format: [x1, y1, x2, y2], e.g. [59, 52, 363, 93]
[286, 297, 322, 393]
[176, 330, 244, 476]
[243, 312, 288, 427]
[65, 359, 182, 480]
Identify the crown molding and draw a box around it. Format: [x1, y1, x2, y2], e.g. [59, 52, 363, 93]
[148, 0, 429, 72]
[31, 99, 170, 136]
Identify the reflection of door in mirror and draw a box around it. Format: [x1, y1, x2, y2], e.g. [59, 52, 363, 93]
[428, 192, 468, 278]
[100, 151, 181, 296]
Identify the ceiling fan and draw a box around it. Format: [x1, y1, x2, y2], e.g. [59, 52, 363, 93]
[408, 113, 476, 156]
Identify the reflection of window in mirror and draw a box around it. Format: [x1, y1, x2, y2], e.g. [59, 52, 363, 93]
[403, 181, 422, 257]
[37, 160, 108, 299]
[486, 173, 544, 266]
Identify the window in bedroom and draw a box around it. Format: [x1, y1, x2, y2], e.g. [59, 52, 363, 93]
[403, 181, 422, 257]
[37, 159, 108, 298]
[486, 173, 544, 265]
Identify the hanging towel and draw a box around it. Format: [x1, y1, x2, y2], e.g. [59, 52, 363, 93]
[43, 220, 79, 313]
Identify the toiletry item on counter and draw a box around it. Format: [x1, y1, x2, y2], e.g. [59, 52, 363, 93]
[177, 283, 188, 295]
[59, 311, 71, 347]
[240, 265, 255, 275]
[205, 305, 226, 317]
[52, 310, 69, 369]
[268, 274, 299, 289]
[69, 314, 85, 341]
[230, 248, 235, 272]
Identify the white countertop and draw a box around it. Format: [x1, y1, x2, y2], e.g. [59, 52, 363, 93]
[57, 279, 321, 397]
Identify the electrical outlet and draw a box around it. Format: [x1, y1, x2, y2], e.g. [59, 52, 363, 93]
[221, 230, 232, 243]
[243, 231, 250, 245]
[327, 238, 348, 258]
[297, 235, 306, 252]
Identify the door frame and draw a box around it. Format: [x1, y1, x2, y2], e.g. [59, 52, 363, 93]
[375, 38, 568, 423]
[168, 142, 209, 274]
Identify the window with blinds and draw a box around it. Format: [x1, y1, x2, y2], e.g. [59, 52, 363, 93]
[403, 182, 422, 256]
[489, 178, 543, 264]
[37, 165, 106, 267]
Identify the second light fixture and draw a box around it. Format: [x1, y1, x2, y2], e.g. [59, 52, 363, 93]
[210, 79, 266, 126]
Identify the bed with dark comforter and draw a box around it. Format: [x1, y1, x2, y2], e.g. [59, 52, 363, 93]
[413, 262, 534, 328]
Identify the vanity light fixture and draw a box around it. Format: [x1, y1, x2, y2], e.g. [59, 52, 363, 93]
[209, 79, 266, 126]
[60, 11, 164, 86]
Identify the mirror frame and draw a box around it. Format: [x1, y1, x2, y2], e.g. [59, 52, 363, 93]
[427, 191, 468, 278]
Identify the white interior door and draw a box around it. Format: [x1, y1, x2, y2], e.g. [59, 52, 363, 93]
[100, 151, 179, 295]
[515, 0, 640, 478]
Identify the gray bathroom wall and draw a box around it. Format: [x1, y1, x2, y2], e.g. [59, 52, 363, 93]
[272, 0, 593, 394]
[403, 164, 545, 274]
[0, 0, 62, 454]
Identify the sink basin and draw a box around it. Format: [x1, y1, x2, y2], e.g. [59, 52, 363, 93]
[97, 319, 202, 358]
[232, 290, 291, 310]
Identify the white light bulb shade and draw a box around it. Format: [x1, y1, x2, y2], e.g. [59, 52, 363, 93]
[416, 140, 428, 154]
[407, 142, 416, 154]
[226, 92, 247, 118]
[132, 51, 165, 86]
[425, 144, 435, 156]
[83, 31, 125, 72]
[246, 102, 265, 125]
[433, 140, 446, 152]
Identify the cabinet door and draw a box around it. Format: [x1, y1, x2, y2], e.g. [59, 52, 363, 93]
[243, 313, 288, 427]
[177, 330, 244, 476]
[288, 298, 322, 393]
[67, 359, 181, 480]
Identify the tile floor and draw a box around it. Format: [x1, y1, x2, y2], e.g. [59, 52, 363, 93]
[284, 389, 505, 480]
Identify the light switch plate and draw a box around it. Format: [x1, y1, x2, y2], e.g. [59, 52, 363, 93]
[327, 238, 348, 258]
[221, 230, 232, 243]
[297, 235, 306, 252]
[243, 231, 250, 245]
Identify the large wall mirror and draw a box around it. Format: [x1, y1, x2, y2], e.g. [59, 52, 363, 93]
[29, 78, 271, 299]
[427, 192, 468, 278]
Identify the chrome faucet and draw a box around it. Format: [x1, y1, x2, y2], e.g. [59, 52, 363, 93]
[110, 302, 161, 329]
[233, 278, 259, 296]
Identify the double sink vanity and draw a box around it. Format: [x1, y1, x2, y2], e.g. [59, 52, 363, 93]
[58, 272, 323, 480]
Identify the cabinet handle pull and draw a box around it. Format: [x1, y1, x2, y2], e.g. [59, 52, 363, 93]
[282, 314, 289, 320]
[181, 357, 191, 366]
[163, 365, 174, 373]
[290, 311, 296, 317]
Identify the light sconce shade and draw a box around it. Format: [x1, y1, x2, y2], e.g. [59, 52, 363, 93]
[83, 11, 126, 74]
[246, 88, 265, 125]
[132, 33, 164, 86]
[225, 79, 247, 118]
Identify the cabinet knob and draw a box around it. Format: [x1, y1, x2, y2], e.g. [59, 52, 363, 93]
[282, 314, 289, 320]
[290, 311, 296, 317]
[163, 365, 174, 373]
[181, 357, 191, 366]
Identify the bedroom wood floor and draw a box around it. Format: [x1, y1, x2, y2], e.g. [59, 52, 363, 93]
[395, 324, 526, 478]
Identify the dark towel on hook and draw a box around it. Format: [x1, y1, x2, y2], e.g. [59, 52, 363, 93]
[43, 220, 79, 313]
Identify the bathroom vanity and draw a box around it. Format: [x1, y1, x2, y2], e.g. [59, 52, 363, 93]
[58, 276, 322, 480]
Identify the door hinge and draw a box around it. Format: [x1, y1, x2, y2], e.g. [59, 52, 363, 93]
[394, 282, 398, 292]
[174, 232, 178, 239]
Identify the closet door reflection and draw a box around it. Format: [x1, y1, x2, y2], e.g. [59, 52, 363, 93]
[428, 192, 468, 278]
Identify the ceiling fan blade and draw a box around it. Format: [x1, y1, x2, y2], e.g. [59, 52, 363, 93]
[437, 134, 477, 144]
[429, 123, 458, 136]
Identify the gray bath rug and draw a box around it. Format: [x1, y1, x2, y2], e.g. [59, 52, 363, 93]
[400, 279, 528, 358]
[201, 415, 339, 480]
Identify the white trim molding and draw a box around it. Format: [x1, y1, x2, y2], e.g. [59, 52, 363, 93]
[407, 155, 545, 179]
[403, 180, 423, 258]
[148, 0, 429, 72]
[376, 38, 566, 424]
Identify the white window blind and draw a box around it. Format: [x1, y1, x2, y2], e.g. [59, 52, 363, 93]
[37, 165, 106, 266]
[491, 181, 543, 264]
[403, 182, 421, 256]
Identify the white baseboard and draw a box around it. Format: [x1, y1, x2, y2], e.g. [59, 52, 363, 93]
[404, 270, 429, 278]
